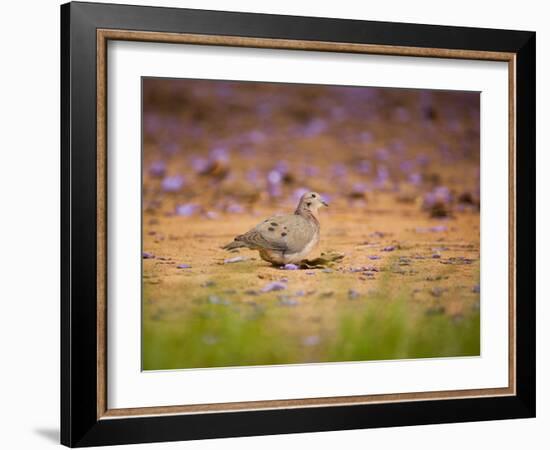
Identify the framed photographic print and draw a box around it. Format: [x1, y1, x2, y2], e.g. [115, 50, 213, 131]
[61, 1, 536, 447]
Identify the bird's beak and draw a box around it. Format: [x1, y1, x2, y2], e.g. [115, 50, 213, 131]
[321, 200, 329, 207]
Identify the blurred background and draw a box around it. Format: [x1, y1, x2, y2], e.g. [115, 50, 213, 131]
[142, 78, 480, 219]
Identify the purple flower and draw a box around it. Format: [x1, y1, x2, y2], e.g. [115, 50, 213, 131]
[210, 146, 229, 163]
[302, 118, 327, 137]
[215, 83, 233, 97]
[368, 255, 381, 260]
[356, 160, 371, 174]
[267, 170, 283, 185]
[423, 186, 452, 211]
[292, 188, 310, 202]
[303, 165, 320, 177]
[351, 183, 369, 196]
[282, 263, 299, 270]
[246, 169, 260, 183]
[204, 211, 219, 220]
[161, 142, 180, 155]
[161, 175, 185, 193]
[399, 160, 415, 173]
[375, 148, 390, 161]
[416, 154, 431, 166]
[142, 252, 155, 259]
[224, 256, 245, 264]
[226, 203, 245, 214]
[331, 163, 347, 178]
[148, 160, 166, 178]
[248, 130, 266, 143]
[394, 107, 411, 122]
[190, 157, 209, 173]
[359, 131, 374, 143]
[373, 165, 391, 189]
[415, 225, 449, 233]
[369, 231, 387, 238]
[382, 246, 396, 252]
[177, 263, 192, 269]
[144, 113, 161, 135]
[261, 281, 287, 292]
[175, 203, 200, 216]
[303, 335, 320, 346]
[267, 182, 282, 198]
[409, 173, 422, 185]
[274, 161, 289, 175]
[390, 140, 406, 155]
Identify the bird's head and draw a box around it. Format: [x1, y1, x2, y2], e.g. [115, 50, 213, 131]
[296, 191, 328, 214]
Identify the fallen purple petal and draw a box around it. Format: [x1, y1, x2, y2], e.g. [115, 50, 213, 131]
[204, 211, 219, 220]
[226, 203, 244, 214]
[142, 252, 155, 259]
[267, 170, 283, 184]
[176, 264, 192, 269]
[303, 335, 320, 346]
[224, 256, 245, 264]
[148, 160, 166, 178]
[175, 203, 200, 216]
[161, 175, 185, 192]
[415, 225, 449, 233]
[261, 281, 287, 292]
[190, 157, 209, 173]
[210, 146, 229, 163]
[282, 263, 299, 270]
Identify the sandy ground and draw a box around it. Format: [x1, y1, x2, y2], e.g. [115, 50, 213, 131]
[142, 196, 479, 358]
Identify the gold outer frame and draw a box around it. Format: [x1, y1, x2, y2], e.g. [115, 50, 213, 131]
[96, 29, 516, 420]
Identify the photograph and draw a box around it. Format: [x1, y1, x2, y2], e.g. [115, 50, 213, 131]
[141, 77, 481, 371]
[55, 1, 537, 446]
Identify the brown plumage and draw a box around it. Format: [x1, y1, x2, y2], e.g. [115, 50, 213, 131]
[222, 192, 328, 265]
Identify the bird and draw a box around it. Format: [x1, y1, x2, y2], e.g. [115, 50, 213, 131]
[222, 192, 328, 265]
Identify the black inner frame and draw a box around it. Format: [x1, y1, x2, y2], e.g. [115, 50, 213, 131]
[61, 2, 536, 447]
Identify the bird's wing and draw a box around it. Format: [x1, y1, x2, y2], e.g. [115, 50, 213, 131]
[237, 214, 314, 253]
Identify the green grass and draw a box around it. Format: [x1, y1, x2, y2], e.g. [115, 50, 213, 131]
[143, 302, 299, 370]
[327, 295, 480, 362]
[142, 278, 480, 370]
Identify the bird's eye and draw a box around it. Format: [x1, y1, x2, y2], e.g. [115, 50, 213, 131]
[306, 202, 312, 207]
[311, 194, 316, 198]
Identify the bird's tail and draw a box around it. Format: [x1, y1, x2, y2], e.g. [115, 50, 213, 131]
[222, 237, 247, 251]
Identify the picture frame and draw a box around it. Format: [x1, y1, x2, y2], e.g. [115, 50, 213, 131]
[61, 1, 536, 447]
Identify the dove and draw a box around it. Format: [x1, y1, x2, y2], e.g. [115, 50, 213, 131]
[223, 192, 328, 265]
